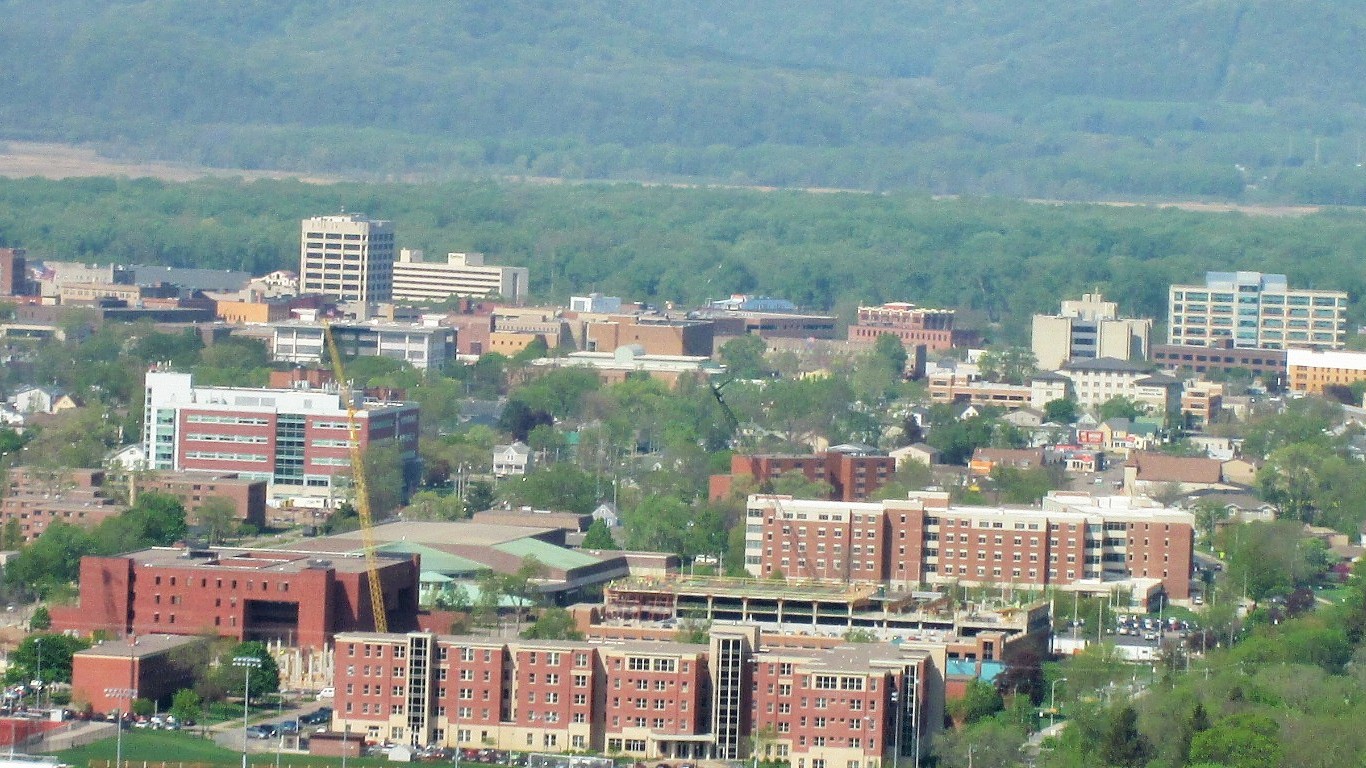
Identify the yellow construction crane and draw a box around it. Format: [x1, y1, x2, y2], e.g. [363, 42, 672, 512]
[324, 321, 389, 633]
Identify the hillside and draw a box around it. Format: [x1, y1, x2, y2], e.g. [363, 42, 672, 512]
[4, 1, 1366, 201]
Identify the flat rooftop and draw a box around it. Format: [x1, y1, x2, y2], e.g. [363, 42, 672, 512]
[610, 575, 883, 602]
[295, 520, 558, 549]
[127, 546, 396, 574]
[75, 634, 205, 659]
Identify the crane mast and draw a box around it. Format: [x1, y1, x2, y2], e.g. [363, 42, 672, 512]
[324, 321, 389, 633]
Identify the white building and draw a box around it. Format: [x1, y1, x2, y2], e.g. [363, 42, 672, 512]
[1168, 271, 1347, 350]
[569, 293, 623, 313]
[1059, 358, 1180, 413]
[299, 214, 396, 304]
[1031, 293, 1152, 370]
[492, 442, 532, 477]
[391, 250, 529, 305]
[271, 317, 456, 371]
[141, 370, 420, 498]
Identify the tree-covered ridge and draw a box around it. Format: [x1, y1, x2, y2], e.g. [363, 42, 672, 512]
[4, 176, 1366, 336]
[6, 1, 1366, 200]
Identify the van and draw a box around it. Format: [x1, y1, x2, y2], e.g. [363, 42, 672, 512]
[316, 687, 335, 700]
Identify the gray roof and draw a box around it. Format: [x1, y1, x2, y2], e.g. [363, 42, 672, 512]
[1062, 357, 1151, 373]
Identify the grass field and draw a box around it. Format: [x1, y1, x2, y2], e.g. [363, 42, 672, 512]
[54, 730, 392, 768]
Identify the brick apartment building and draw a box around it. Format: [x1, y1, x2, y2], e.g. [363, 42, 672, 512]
[0, 467, 266, 543]
[0, 467, 124, 543]
[847, 302, 975, 352]
[50, 546, 420, 647]
[142, 370, 420, 499]
[331, 626, 931, 768]
[744, 491, 1194, 599]
[710, 448, 896, 502]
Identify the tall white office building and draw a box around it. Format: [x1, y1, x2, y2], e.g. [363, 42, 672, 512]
[1167, 271, 1347, 350]
[299, 214, 396, 303]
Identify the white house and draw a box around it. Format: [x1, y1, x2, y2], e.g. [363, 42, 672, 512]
[492, 441, 532, 478]
[7, 386, 63, 414]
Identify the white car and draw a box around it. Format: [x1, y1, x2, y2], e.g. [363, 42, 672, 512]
[316, 687, 335, 700]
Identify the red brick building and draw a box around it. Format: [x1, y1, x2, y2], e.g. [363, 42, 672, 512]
[0, 467, 268, 543]
[51, 546, 420, 648]
[332, 627, 931, 767]
[0, 467, 124, 543]
[142, 370, 421, 500]
[71, 634, 207, 715]
[711, 448, 896, 502]
[847, 303, 975, 352]
[136, 471, 267, 530]
[744, 491, 1194, 599]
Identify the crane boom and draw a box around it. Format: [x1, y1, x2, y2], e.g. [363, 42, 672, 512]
[324, 321, 389, 633]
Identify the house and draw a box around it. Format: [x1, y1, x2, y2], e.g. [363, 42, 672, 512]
[1220, 457, 1260, 486]
[1098, 418, 1160, 457]
[1001, 407, 1046, 428]
[7, 385, 70, 415]
[1123, 452, 1233, 498]
[105, 444, 147, 471]
[492, 441, 532, 477]
[591, 502, 619, 528]
[968, 447, 1046, 477]
[891, 443, 940, 468]
[1179, 490, 1277, 525]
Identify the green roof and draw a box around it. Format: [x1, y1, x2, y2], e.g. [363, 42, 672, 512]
[376, 541, 485, 576]
[492, 537, 601, 570]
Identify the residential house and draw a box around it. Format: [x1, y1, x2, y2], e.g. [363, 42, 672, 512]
[968, 447, 1046, 477]
[890, 443, 940, 468]
[492, 442, 532, 477]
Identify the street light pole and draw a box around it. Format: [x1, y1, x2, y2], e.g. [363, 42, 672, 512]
[233, 656, 263, 768]
[103, 687, 136, 768]
[33, 636, 42, 712]
[1049, 678, 1067, 729]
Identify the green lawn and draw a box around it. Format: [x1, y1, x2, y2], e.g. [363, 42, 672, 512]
[54, 730, 393, 768]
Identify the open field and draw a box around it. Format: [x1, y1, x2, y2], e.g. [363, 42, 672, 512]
[54, 730, 390, 768]
[0, 142, 335, 184]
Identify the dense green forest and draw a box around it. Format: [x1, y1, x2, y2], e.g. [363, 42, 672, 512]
[6, 1, 1366, 202]
[4, 176, 1366, 338]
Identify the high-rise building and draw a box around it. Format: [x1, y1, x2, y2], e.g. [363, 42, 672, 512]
[299, 214, 396, 303]
[391, 250, 529, 304]
[1031, 293, 1151, 370]
[1167, 271, 1347, 350]
[141, 370, 420, 498]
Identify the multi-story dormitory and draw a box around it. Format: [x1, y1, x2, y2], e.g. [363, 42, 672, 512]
[332, 625, 936, 767]
[744, 491, 1194, 600]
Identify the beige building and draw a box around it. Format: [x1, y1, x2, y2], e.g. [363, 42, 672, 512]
[1286, 348, 1366, 394]
[299, 214, 396, 303]
[1168, 271, 1347, 350]
[1032, 293, 1152, 370]
[1059, 358, 1180, 413]
[392, 250, 529, 305]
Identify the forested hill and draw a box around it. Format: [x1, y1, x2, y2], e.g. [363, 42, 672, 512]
[5, 1, 1366, 202]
